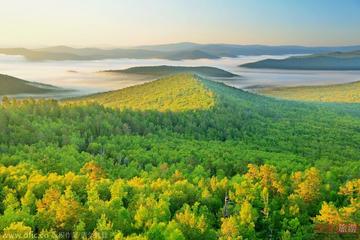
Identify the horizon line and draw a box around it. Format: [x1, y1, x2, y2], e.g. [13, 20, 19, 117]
[1, 41, 360, 50]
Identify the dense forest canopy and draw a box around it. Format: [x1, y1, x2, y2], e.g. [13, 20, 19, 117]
[0, 74, 359, 239]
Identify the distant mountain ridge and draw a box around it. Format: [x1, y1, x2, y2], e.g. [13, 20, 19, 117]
[103, 65, 238, 78]
[1, 42, 360, 61]
[240, 50, 360, 70]
[137, 42, 360, 57]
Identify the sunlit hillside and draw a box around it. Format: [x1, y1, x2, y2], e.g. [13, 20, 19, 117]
[259, 81, 360, 103]
[67, 73, 215, 111]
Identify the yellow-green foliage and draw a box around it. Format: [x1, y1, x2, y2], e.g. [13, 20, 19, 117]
[67, 73, 215, 111]
[259, 81, 360, 103]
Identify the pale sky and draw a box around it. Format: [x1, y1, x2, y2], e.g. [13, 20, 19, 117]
[1, 0, 359, 48]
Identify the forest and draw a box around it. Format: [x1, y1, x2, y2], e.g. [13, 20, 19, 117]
[0, 74, 359, 239]
[258, 81, 360, 103]
[67, 74, 215, 112]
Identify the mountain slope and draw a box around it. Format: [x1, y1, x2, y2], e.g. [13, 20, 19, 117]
[104, 65, 238, 78]
[258, 81, 360, 103]
[241, 50, 360, 70]
[0, 74, 60, 95]
[66, 73, 215, 111]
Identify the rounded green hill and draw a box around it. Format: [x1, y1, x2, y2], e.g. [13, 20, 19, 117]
[66, 73, 215, 112]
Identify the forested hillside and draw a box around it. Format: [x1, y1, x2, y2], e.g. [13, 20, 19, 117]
[259, 81, 360, 103]
[0, 74, 60, 95]
[66, 74, 215, 111]
[0, 74, 359, 239]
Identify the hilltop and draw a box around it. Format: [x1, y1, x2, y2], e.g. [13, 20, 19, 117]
[240, 50, 360, 70]
[0, 73, 61, 95]
[103, 65, 238, 78]
[66, 73, 215, 111]
[258, 80, 360, 103]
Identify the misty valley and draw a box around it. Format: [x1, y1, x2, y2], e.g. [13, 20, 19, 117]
[1, 1, 360, 239]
